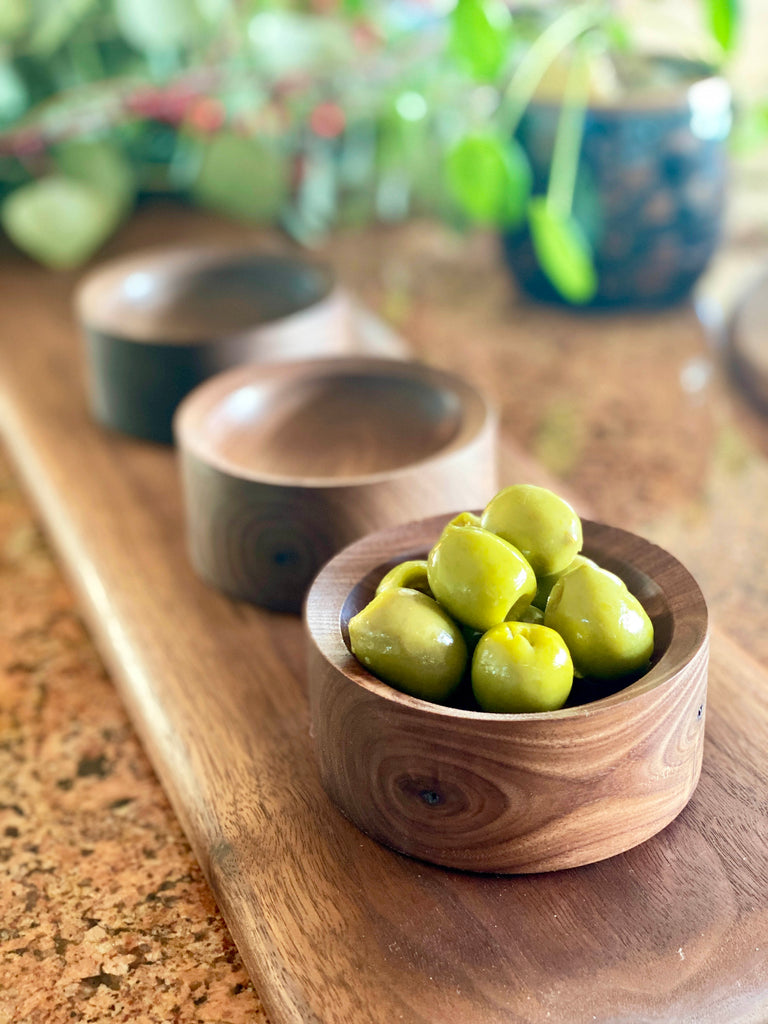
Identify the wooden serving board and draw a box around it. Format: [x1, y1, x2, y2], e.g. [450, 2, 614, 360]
[1, 254, 767, 1024]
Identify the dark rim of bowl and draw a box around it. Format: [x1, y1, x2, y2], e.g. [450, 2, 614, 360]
[75, 244, 337, 344]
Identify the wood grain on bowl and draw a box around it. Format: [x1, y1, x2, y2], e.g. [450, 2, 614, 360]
[174, 358, 497, 613]
[306, 514, 709, 874]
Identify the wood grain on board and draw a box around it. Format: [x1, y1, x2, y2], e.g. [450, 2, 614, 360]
[0, 214, 766, 1024]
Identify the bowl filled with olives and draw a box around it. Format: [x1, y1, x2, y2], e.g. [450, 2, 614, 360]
[305, 485, 709, 874]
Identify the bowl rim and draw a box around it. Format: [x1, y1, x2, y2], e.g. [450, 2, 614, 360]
[172, 356, 497, 490]
[305, 511, 709, 723]
[74, 242, 338, 345]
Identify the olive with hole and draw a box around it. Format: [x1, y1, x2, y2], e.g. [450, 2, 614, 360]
[375, 559, 431, 596]
[533, 553, 597, 611]
[427, 518, 536, 632]
[471, 621, 574, 713]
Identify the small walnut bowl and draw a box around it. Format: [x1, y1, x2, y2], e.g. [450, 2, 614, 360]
[305, 513, 709, 874]
[174, 358, 497, 614]
[76, 244, 350, 443]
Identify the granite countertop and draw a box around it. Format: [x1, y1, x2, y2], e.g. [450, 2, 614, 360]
[0, 446, 266, 1022]
[2, 195, 768, 1022]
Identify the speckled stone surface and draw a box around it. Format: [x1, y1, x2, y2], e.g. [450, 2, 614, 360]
[0, 449, 268, 1023]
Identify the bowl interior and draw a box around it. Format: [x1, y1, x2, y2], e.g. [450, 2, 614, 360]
[338, 517, 690, 715]
[78, 248, 334, 344]
[176, 359, 490, 485]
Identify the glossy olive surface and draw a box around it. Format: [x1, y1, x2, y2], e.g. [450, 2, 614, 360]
[544, 561, 654, 680]
[533, 554, 597, 611]
[348, 586, 467, 702]
[471, 621, 573, 713]
[375, 559, 431, 596]
[427, 520, 536, 632]
[481, 483, 582, 577]
[448, 511, 482, 529]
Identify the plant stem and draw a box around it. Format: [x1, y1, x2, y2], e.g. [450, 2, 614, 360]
[546, 48, 589, 217]
[498, 3, 604, 136]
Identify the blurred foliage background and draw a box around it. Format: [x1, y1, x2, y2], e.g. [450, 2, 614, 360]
[0, 0, 762, 294]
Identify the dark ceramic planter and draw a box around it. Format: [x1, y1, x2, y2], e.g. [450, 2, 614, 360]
[502, 63, 732, 308]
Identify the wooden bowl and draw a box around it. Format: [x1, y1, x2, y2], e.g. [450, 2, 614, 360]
[305, 513, 709, 874]
[76, 245, 351, 443]
[174, 358, 497, 613]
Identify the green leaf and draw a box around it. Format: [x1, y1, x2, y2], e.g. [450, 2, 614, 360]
[0, 0, 30, 41]
[0, 60, 27, 123]
[113, 0, 204, 52]
[600, 14, 633, 53]
[1, 176, 120, 268]
[27, 0, 101, 55]
[449, 0, 512, 81]
[705, 0, 739, 52]
[54, 138, 135, 217]
[446, 132, 531, 227]
[528, 198, 597, 305]
[192, 132, 289, 223]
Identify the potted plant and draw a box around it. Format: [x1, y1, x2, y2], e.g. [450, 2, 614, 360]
[441, 1, 736, 307]
[0, 0, 742, 310]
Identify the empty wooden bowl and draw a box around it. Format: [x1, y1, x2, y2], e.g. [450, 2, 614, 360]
[76, 245, 351, 443]
[174, 357, 497, 613]
[305, 513, 709, 874]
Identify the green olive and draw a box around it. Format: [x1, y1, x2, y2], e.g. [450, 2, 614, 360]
[471, 621, 573, 713]
[348, 587, 467, 702]
[376, 559, 431, 597]
[544, 562, 654, 679]
[481, 483, 583, 577]
[533, 554, 597, 611]
[448, 511, 483, 529]
[427, 520, 536, 632]
[509, 603, 545, 625]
